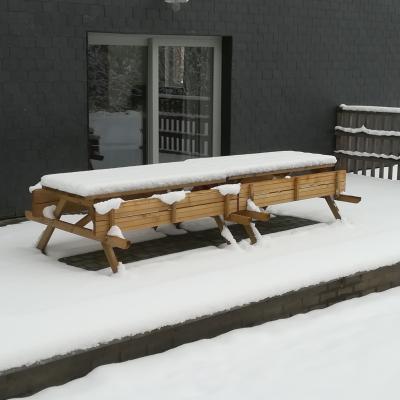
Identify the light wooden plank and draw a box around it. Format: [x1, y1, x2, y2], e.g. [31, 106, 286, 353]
[335, 194, 361, 203]
[36, 197, 66, 252]
[102, 243, 119, 273]
[75, 214, 92, 227]
[26, 211, 130, 249]
[324, 196, 342, 220]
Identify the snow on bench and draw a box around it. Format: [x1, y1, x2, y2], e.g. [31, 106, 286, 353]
[40, 151, 337, 197]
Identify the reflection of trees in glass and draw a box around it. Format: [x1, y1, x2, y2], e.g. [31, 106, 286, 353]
[159, 47, 184, 89]
[88, 45, 109, 111]
[159, 46, 213, 116]
[184, 47, 213, 97]
[159, 46, 212, 97]
[88, 45, 147, 113]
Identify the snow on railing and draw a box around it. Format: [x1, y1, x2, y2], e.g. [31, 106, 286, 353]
[335, 125, 400, 138]
[335, 150, 400, 161]
[336, 106, 400, 180]
[339, 104, 400, 114]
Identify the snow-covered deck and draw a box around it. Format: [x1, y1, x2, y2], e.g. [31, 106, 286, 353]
[20, 287, 400, 400]
[1, 174, 400, 372]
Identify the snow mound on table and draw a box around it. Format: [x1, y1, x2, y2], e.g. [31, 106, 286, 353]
[43, 205, 56, 219]
[151, 190, 188, 205]
[94, 198, 124, 215]
[212, 183, 241, 196]
[107, 226, 125, 240]
[29, 182, 42, 193]
[39, 151, 337, 197]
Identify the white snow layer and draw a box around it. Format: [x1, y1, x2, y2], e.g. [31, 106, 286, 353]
[340, 104, 400, 113]
[20, 288, 400, 400]
[335, 150, 400, 161]
[220, 226, 237, 245]
[2, 174, 400, 372]
[250, 222, 263, 242]
[29, 182, 42, 193]
[40, 151, 337, 196]
[42, 205, 56, 219]
[93, 198, 124, 215]
[107, 226, 125, 240]
[151, 190, 187, 205]
[212, 183, 241, 196]
[335, 125, 400, 137]
[247, 199, 262, 212]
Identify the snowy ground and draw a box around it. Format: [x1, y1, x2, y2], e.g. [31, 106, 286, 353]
[16, 287, 400, 400]
[1, 174, 400, 372]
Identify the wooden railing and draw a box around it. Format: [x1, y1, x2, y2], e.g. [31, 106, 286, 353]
[335, 105, 400, 180]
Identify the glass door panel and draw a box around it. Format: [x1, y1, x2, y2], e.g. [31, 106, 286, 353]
[158, 46, 214, 163]
[88, 44, 147, 169]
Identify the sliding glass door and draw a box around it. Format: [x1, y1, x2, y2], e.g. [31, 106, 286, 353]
[88, 34, 221, 169]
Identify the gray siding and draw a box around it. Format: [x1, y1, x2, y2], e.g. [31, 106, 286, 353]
[1, 0, 400, 217]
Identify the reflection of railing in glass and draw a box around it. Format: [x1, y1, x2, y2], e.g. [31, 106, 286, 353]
[158, 104, 211, 159]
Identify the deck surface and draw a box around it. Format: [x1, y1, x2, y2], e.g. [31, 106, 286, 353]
[59, 216, 317, 270]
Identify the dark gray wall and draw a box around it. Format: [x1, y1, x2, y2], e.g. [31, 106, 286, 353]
[1, 0, 400, 218]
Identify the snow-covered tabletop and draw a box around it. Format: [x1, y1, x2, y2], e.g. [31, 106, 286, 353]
[40, 151, 336, 197]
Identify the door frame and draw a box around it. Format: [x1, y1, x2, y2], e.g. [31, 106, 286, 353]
[88, 33, 222, 164]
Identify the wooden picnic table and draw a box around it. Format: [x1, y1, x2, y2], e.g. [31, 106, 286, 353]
[26, 151, 360, 273]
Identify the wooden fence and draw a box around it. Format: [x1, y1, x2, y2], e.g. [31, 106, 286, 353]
[335, 105, 400, 180]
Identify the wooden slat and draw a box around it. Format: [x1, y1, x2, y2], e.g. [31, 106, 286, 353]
[335, 194, 361, 204]
[102, 243, 119, 273]
[298, 189, 338, 201]
[26, 211, 130, 249]
[324, 196, 342, 220]
[236, 210, 270, 221]
[226, 213, 252, 225]
[114, 211, 172, 231]
[254, 191, 295, 207]
[178, 190, 224, 208]
[41, 187, 93, 206]
[176, 203, 226, 221]
[32, 189, 59, 204]
[75, 214, 92, 227]
[228, 164, 336, 181]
